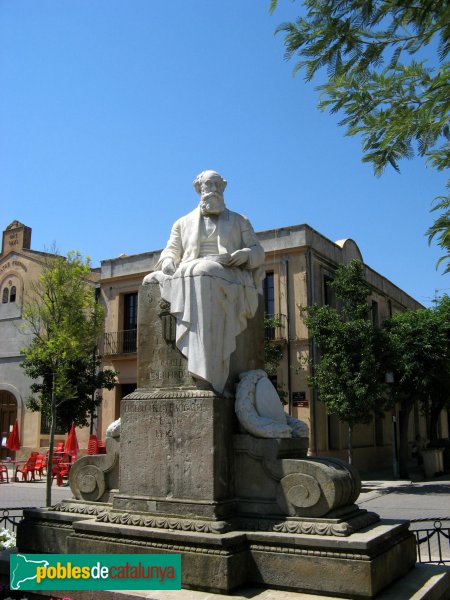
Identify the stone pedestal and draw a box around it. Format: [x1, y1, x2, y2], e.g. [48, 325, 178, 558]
[17, 280, 419, 598]
[116, 394, 236, 520]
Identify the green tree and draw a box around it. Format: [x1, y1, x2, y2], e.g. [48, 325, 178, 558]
[21, 251, 117, 506]
[303, 260, 389, 463]
[386, 294, 450, 476]
[270, 1, 450, 268]
[24, 353, 116, 433]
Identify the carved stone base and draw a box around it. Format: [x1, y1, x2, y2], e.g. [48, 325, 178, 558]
[17, 506, 416, 597]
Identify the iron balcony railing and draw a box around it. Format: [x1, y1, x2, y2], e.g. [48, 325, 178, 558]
[265, 313, 287, 342]
[100, 329, 137, 355]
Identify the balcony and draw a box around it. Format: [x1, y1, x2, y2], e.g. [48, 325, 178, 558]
[100, 329, 137, 355]
[264, 314, 287, 342]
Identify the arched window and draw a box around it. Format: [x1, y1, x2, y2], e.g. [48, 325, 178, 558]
[9, 286, 16, 303]
[2, 288, 8, 303]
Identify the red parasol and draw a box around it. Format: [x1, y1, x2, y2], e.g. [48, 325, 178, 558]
[6, 419, 21, 451]
[65, 423, 79, 459]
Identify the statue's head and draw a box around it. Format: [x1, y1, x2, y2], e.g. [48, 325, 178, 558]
[193, 170, 227, 215]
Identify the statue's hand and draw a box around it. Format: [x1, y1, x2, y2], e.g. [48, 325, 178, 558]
[161, 258, 176, 275]
[229, 249, 249, 267]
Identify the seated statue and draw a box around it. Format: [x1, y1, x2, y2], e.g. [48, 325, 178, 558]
[144, 170, 265, 394]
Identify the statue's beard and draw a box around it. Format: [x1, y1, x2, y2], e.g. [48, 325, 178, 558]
[200, 194, 225, 215]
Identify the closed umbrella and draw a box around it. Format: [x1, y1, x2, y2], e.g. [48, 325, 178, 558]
[65, 423, 79, 460]
[6, 419, 21, 452]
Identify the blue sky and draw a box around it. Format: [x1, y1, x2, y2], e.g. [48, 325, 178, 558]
[1, 1, 448, 306]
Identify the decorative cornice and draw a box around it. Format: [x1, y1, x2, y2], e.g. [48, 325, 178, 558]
[96, 511, 232, 534]
[125, 389, 218, 399]
[49, 502, 109, 517]
[237, 511, 379, 537]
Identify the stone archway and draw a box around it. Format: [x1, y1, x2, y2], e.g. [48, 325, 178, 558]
[0, 390, 18, 459]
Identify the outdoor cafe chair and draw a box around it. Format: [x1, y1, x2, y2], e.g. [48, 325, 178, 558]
[87, 434, 99, 455]
[14, 451, 38, 482]
[34, 453, 45, 479]
[0, 462, 9, 483]
[51, 453, 72, 487]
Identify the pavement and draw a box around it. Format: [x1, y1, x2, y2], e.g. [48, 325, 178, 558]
[358, 469, 450, 523]
[0, 477, 72, 510]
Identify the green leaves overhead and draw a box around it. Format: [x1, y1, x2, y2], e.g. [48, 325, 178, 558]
[271, 0, 450, 269]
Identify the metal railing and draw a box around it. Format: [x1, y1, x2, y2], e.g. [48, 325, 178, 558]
[265, 313, 287, 341]
[0, 507, 30, 533]
[100, 329, 137, 355]
[410, 518, 450, 564]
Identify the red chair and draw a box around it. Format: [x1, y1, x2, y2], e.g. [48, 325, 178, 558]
[14, 452, 38, 482]
[38, 451, 49, 477]
[0, 463, 9, 483]
[34, 454, 44, 479]
[97, 440, 107, 454]
[87, 435, 99, 455]
[51, 453, 72, 487]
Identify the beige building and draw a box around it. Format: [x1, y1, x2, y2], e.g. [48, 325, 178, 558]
[97, 223, 447, 471]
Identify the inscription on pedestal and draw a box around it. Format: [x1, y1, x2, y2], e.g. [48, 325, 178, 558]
[118, 395, 235, 517]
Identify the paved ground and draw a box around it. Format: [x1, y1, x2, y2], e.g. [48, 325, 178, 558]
[357, 473, 450, 521]
[0, 477, 72, 510]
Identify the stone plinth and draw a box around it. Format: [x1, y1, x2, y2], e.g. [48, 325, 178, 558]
[18, 507, 416, 597]
[116, 393, 236, 519]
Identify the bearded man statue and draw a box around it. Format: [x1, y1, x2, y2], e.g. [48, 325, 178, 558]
[144, 170, 265, 394]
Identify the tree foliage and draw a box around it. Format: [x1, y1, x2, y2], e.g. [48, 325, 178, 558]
[24, 354, 116, 432]
[385, 294, 450, 475]
[20, 250, 117, 505]
[303, 260, 388, 462]
[264, 314, 285, 377]
[271, 0, 450, 269]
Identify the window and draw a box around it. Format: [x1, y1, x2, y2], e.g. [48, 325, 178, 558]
[123, 293, 138, 353]
[2, 283, 18, 304]
[263, 272, 275, 316]
[40, 413, 66, 435]
[123, 293, 138, 330]
[323, 275, 336, 307]
[371, 300, 379, 326]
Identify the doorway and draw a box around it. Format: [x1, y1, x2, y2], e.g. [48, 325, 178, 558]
[0, 390, 18, 459]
